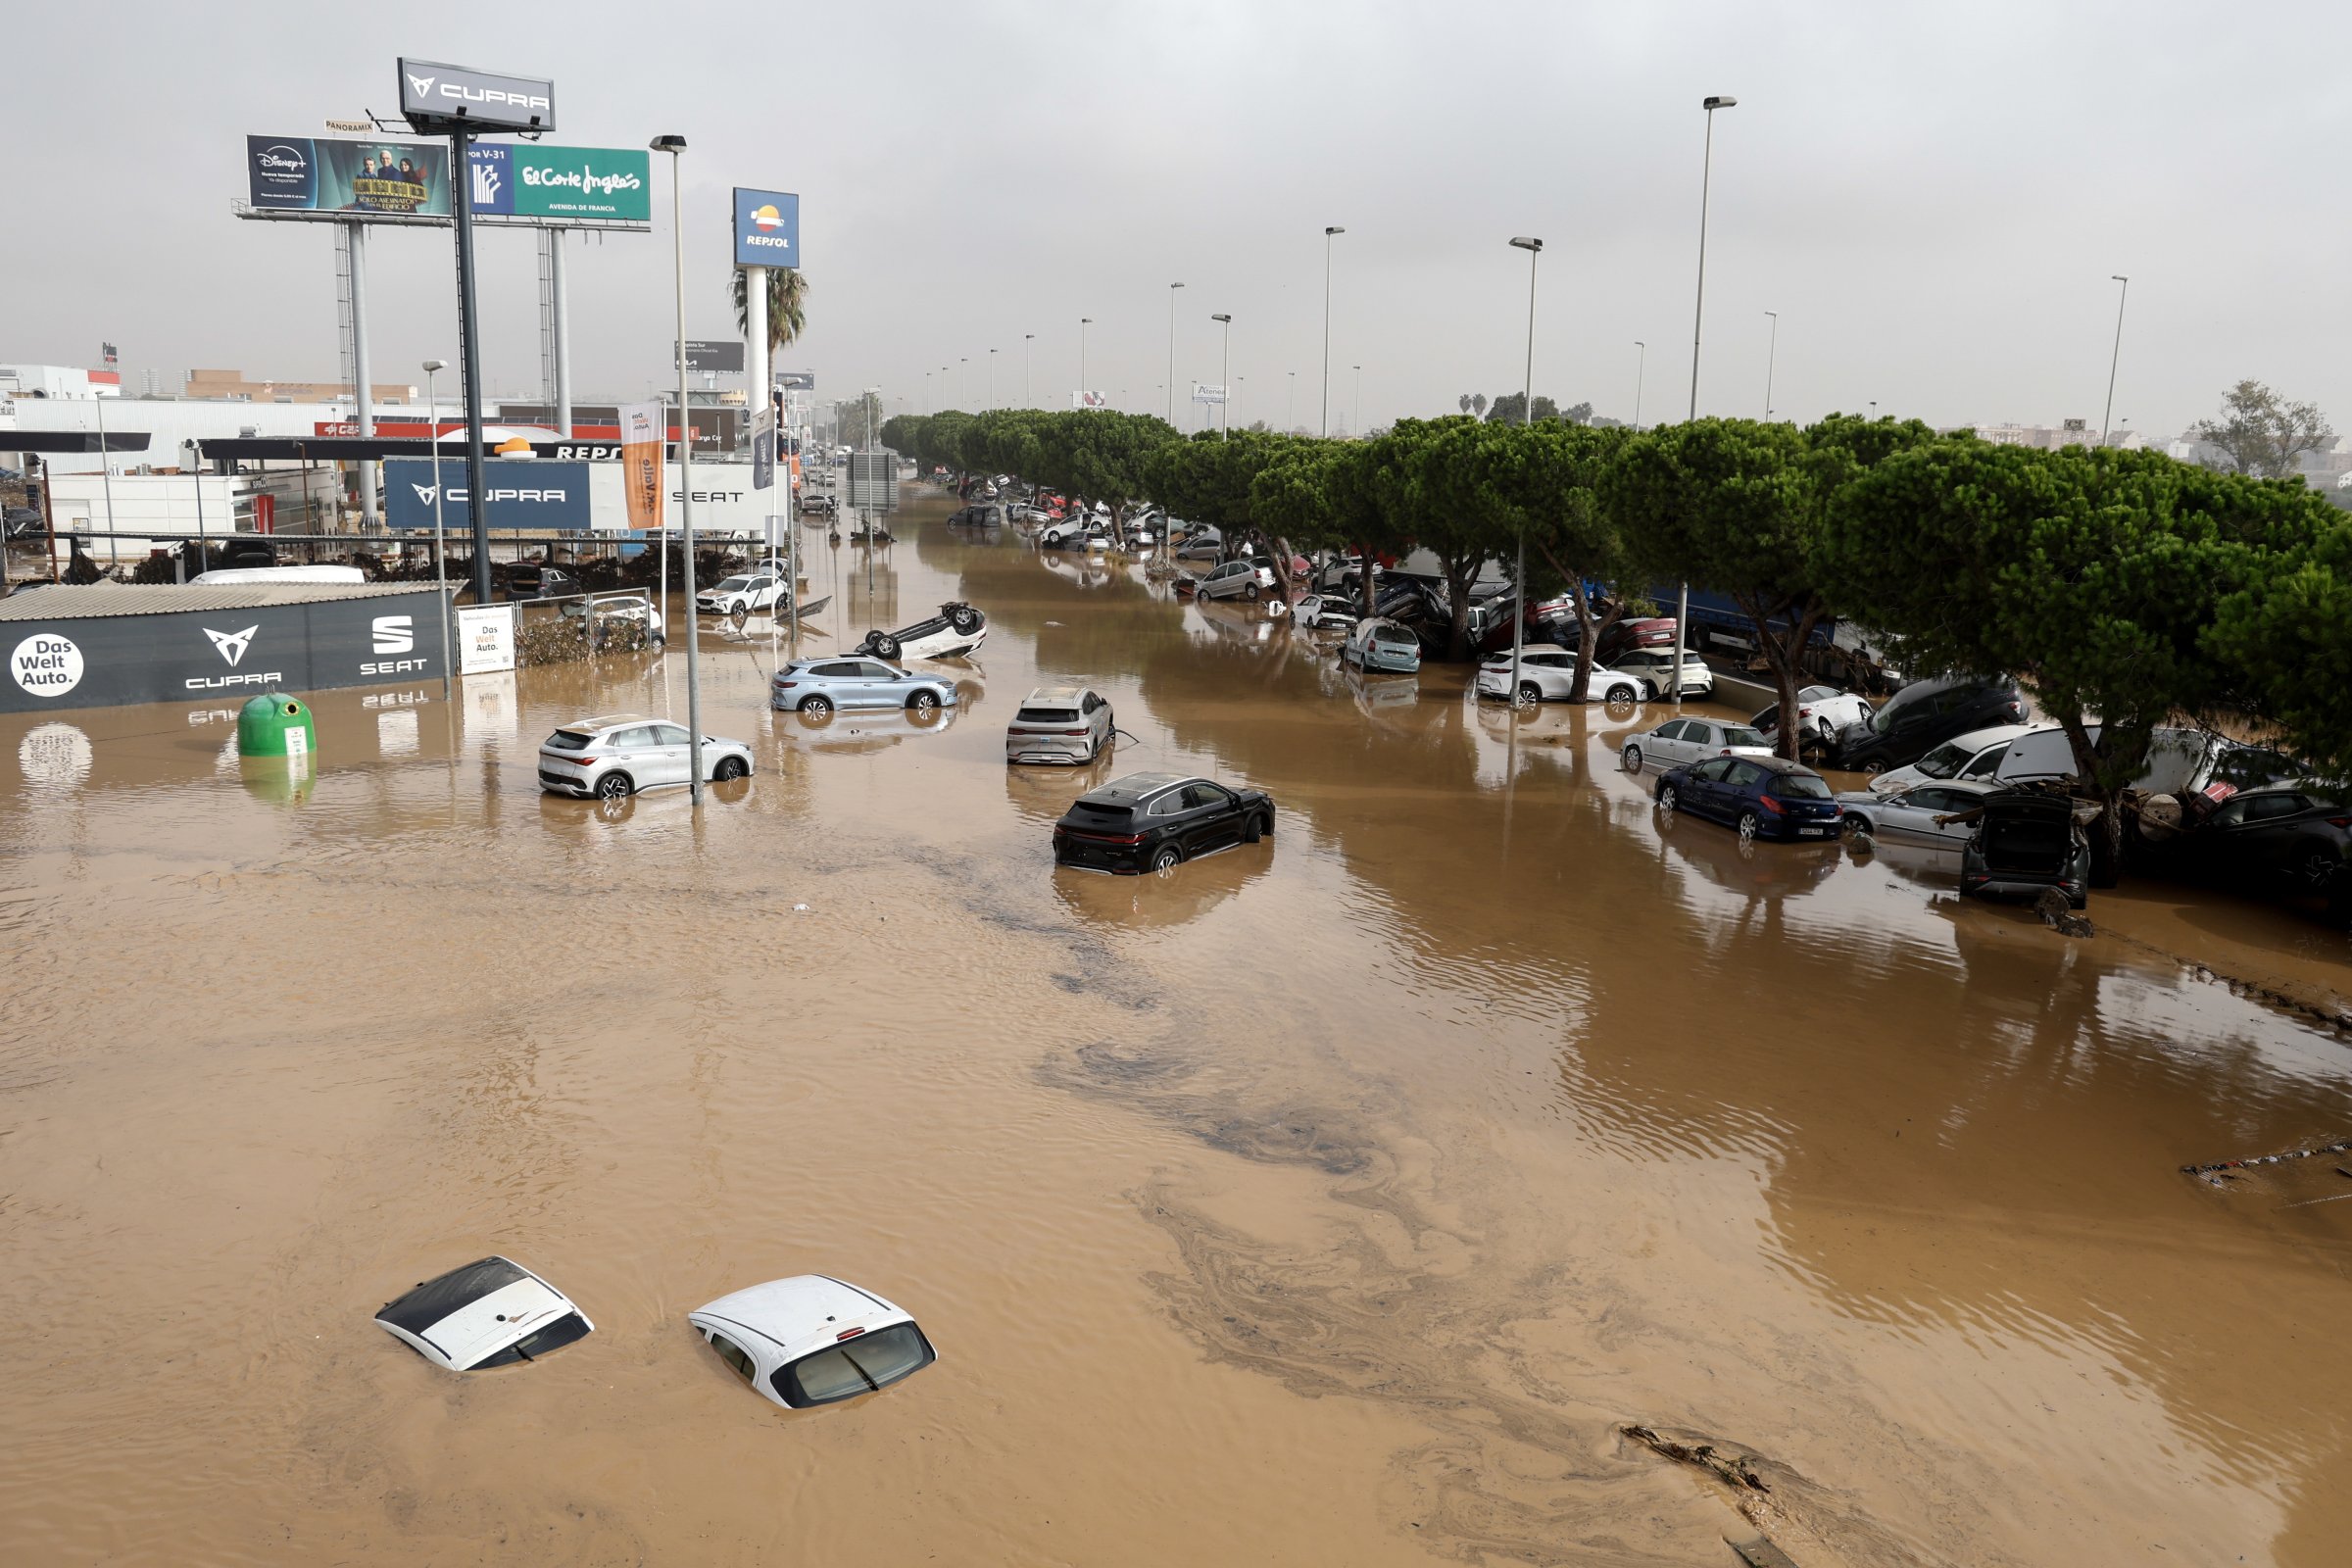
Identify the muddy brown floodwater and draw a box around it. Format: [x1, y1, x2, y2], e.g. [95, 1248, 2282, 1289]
[5, 491, 2352, 1567]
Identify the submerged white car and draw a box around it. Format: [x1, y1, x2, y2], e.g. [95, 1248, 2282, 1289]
[1474, 643, 1642, 705]
[374, 1256, 594, 1371]
[697, 571, 783, 617]
[538, 712, 754, 800]
[689, 1275, 938, 1409]
[1007, 685, 1116, 764]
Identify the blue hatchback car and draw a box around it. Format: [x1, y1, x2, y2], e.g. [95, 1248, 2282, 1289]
[1656, 754, 1842, 844]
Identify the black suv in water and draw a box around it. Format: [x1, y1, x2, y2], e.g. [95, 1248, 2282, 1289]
[1960, 792, 2091, 908]
[1833, 674, 2025, 774]
[1053, 771, 1275, 875]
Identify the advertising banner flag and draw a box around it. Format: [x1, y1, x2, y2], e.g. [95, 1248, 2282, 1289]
[1072, 391, 1111, 411]
[732, 188, 801, 268]
[620, 403, 664, 531]
[1191, 383, 1228, 405]
[246, 135, 450, 218]
[752, 408, 776, 491]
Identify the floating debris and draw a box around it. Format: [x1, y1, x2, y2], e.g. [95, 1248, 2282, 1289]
[2181, 1137, 2352, 1177]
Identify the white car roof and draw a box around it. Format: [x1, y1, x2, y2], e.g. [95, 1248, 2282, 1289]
[689, 1275, 916, 1366]
[374, 1256, 589, 1372]
[564, 712, 659, 731]
[1940, 723, 2036, 753]
[1023, 685, 1089, 704]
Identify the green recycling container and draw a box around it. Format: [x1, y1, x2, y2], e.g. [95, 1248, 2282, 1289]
[237, 693, 316, 760]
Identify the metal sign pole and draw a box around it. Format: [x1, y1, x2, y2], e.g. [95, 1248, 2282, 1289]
[451, 129, 494, 607]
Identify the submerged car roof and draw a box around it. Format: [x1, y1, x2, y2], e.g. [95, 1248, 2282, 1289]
[375, 1255, 585, 1371]
[690, 1274, 910, 1362]
[1080, 770, 1191, 805]
[1022, 685, 1088, 705]
[564, 712, 658, 731]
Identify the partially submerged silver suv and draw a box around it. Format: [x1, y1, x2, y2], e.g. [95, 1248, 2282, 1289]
[1006, 685, 1114, 765]
[537, 712, 754, 800]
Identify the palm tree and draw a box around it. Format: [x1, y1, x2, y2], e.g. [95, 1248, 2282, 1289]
[730, 266, 808, 359]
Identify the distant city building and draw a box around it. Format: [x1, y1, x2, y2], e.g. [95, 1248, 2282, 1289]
[0, 364, 120, 400]
[182, 368, 416, 405]
[1971, 420, 2141, 451]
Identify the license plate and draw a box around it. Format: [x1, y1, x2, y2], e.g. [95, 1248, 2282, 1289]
[1797, 826, 1826, 837]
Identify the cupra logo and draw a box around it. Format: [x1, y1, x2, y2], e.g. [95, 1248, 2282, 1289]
[206, 625, 260, 666]
[411, 481, 439, 507]
[407, 73, 434, 98]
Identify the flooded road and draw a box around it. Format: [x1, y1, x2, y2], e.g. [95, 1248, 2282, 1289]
[5, 489, 2352, 1566]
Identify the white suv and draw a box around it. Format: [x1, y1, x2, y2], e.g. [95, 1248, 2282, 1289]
[1608, 648, 1713, 700]
[1006, 685, 1115, 765]
[537, 712, 753, 800]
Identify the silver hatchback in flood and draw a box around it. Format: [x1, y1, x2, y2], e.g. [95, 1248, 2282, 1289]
[538, 712, 754, 800]
[769, 657, 960, 717]
[1006, 685, 1114, 764]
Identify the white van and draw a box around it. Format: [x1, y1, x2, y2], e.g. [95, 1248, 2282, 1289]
[1995, 725, 2298, 796]
[190, 565, 368, 586]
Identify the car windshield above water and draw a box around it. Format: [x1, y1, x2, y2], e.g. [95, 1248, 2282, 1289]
[1720, 724, 1768, 749]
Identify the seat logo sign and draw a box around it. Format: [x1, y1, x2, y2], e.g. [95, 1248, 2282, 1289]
[206, 625, 260, 666]
[9, 633, 83, 698]
[363, 614, 427, 676]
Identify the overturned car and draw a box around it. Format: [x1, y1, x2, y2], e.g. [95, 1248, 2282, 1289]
[856, 601, 989, 662]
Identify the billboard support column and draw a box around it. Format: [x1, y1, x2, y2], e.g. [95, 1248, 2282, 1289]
[745, 264, 769, 471]
[347, 220, 379, 530]
[450, 129, 493, 606]
[551, 227, 574, 439]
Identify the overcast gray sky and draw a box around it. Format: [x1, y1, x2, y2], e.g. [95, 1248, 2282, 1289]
[8, 3, 2347, 441]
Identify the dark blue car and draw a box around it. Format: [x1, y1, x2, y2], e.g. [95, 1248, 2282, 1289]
[1656, 755, 1843, 844]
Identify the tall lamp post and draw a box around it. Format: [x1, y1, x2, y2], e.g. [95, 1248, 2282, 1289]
[422, 358, 453, 700]
[1210, 314, 1232, 435]
[1633, 341, 1646, 429]
[652, 132, 706, 807]
[1352, 365, 1362, 435]
[1507, 237, 1542, 708]
[988, 348, 998, 411]
[1024, 333, 1035, 407]
[1676, 92, 1737, 711]
[1166, 283, 1184, 422]
[1321, 225, 1345, 435]
[1763, 310, 1779, 418]
[2101, 274, 2130, 448]
[1079, 318, 1091, 400]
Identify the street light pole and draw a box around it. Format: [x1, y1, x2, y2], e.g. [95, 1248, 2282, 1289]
[1678, 93, 1737, 715]
[1210, 314, 1232, 435]
[1287, 370, 1297, 432]
[653, 132, 706, 807]
[1166, 283, 1184, 423]
[1024, 333, 1035, 407]
[1508, 237, 1542, 708]
[422, 358, 453, 700]
[1763, 311, 1779, 418]
[988, 348, 997, 411]
[1634, 341, 1646, 429]
[1080, 318, 1091, 400]
[1352, 365, 1362, 434]
[1321, 225, 1345, 436]
[2102, 274, 2131, 449]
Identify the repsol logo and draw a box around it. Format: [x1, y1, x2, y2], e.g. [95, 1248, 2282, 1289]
[741, 233, 790, 251]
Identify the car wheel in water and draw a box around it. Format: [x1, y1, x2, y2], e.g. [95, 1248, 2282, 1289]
[1518, 681, 1542, 707]
[713, 756, 748, 782]
[2301, 851, 2337, 893]
[1243, 812, 1264, 845]
[1622, 745, 1642, 774]
[597, 771, 633, 801]
[799, 694, 833, 717]
[1604, 684, 1636, 709]
[1244, 583, 1261, 602]
[1738, 809, 1762, 844]
[1152, 846, 1182, 873]
[908, 688, 940, 714]
[1841, 814, 1873, 841]
[1658, 784, 1678, 814]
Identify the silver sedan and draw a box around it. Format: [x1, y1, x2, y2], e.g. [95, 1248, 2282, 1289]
[770, 657, 960, 717]
[1835, 778, 2002, 844]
